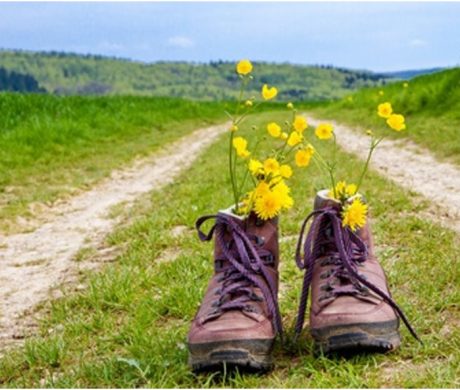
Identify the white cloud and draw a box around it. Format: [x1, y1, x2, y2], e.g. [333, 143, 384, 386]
[167, 36, 195, 49]
[409, 39, 428, 47]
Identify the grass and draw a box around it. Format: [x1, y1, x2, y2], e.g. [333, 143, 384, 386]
[309, 67, 460, 165]
[0, 111, 458, 387]
[0, 93, 230, 233]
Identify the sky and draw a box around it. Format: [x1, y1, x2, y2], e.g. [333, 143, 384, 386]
[0, 2, 459, 72]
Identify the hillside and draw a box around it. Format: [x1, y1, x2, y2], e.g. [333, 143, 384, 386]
[311, 67, 460, 163]
[0, 50, 392, 101]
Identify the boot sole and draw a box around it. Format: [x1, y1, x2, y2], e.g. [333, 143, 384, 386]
[188, 338, 275, 372]
[311, 319, 401, 355]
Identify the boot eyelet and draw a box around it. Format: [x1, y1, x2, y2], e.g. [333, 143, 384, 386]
[255, 236, 265, 246]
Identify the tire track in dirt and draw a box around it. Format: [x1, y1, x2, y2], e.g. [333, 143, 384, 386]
[308, 115, 460, 235]
[0, 122, 229, 350]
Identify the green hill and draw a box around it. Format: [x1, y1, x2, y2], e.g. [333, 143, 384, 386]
[312, 67, 460, 164]
[0, 50, 392, 101]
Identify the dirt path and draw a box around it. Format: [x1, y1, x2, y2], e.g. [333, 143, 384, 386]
[308, 116, 460, 235]
[0, 122, 229, 350]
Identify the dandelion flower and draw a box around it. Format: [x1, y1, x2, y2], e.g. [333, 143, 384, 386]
[386, 114, 406, 131]
[267, 122, 281, 138]
[255, 181, 270, 197]
[378, 102, 393, 118]
[263, 158, 280, 174]
[273, 180, 294, 209]
[262, 84, 278, 100]
[287, 131, 303, 146]
[233, 136, 247, 151]
[279, 164, 293, 178]
[342, 198, 368, 231]
[315, 123, 334, 140]
[293, 116, 308, 133]
[255, 190, 283, 220]
[236, 59, 253, 75]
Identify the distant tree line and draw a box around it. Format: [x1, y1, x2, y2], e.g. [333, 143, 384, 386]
[0, 66, 46, 93]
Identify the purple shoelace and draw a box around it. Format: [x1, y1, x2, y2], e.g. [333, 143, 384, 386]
[196, 214, 283, 336]
[294, 207, 421, 342]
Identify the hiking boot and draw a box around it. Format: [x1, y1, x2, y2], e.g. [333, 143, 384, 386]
[294, 190, 420, 354]
[188, 207, 282, 372]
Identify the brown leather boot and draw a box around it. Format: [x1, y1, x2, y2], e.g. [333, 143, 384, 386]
[294, 190, 420, 354]
[188, 208, 282, 371]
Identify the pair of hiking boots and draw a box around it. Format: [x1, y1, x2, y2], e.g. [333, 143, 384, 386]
[188, 190, 419, 372]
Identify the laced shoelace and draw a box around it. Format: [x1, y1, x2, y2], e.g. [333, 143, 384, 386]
[196, 214, 283, 336]
[294, 207, 421, 343]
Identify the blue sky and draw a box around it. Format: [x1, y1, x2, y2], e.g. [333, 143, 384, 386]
[0, 2, 459, 72]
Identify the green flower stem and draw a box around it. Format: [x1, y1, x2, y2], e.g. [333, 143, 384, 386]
[229, 130, 239, 212]
[356, 135, 384, 193]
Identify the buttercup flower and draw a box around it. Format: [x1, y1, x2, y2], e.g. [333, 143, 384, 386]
[279, 164, 293, 178]
[263, 158, 280, 174]
[387, 114, 406, 131]
[295, 146, 314, 167]
[233, 136, 250, 157]
[248, 159, 263, 176]
[342, 197, 368, 231]
[315, 123, 334, 140]
[272, 180, 293, 209]
[293, 116, 308, 133]
[267, 122, 281, 138]
[287, 131, 302, 146]
[236, 59, 253, 75]
[262, 84, 278, 100]
[378, 102, 393, 118]
[254, 190, 282, 220]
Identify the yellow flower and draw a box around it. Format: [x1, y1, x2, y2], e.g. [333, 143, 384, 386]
[255, 181, 270, 197]
[379, 90, 384, 96]
[236, 59, 253, 75]
[330, 181, 358, 200]
[245, 100, 253, 107]
[342, 197, 368, 231]
[315, 123, 334, 140]
[248, 159, 263, 175]
[280, 132, 288, 140]
[377, 102, 393, 118]
[233, 136, 250, 157]
[287, 131, 303, 146]
[403, 82, 409, 88]
[254, 190, 283, 220]
[272, 180, 294, 209]
[230, 125, 238, 132]
[263, 158, 280, 174]
[233, 136, 247, 151]
[346, 184, 357, 196]
[295, 146, 314, 167]
[386, 114, 406, 131]
[293, 116, 308, 133]
[267, 122, 281, 138]
[279, 164, 293, 178]
[287, 102, 294, 109]
[262, 84, 278, 100]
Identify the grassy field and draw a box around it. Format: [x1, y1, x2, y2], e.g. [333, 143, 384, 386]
[0, 111, 458, 387]
[0, 94, 231, 233]
[310, 68, 460, 165]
